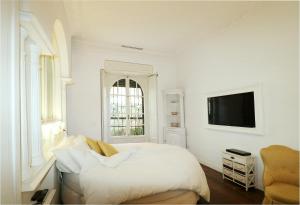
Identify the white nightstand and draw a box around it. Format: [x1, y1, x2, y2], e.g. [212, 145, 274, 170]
[222, 151, 255, 191]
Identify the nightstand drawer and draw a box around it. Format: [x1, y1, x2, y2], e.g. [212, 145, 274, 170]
[223, 153, 247, 164]
[223, 168, 233, 178]
[223, 158, 233, 168]
[234, 173, 246, 183]
[233, 162, 246, 172]
[223, 153, 235, 161]
[234, 157, 247, 164]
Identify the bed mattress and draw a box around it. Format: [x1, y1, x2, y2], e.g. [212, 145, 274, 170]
[61, 173, 83, 204]
[61, 173, 200, 204]
[62, 173, 82, 194]
[122, 190, 199, 204]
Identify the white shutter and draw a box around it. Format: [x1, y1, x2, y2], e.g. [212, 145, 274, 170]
[100, 69, 109, 141]
[148, 74, 158, 143]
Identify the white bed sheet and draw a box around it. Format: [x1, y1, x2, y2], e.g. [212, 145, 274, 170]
[79, 143, 210, 204]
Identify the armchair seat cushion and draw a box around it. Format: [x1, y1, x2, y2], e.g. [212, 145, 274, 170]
[265, 182, 299, 204]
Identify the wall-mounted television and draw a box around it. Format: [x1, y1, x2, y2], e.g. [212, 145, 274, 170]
[207, 92, 256, 128]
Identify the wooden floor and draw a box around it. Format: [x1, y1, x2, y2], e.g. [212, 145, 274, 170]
[200, 164, 264, 204]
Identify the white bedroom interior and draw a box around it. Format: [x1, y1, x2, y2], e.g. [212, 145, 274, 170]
[1, 0, 299, 204]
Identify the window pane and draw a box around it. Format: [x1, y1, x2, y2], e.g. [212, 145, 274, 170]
[120, 87, 126, 95]
[129, 118, 144, 126]
[130, 126, 144, 135]
[117, 127, 126, 136]
[110, 79, 145, 137]
[118, 79, 126, 87]
[129, 80, 136, 88]
[138, 119, 144, 126]
[130, 119, 136, 126]
[137, 88, 142, 96]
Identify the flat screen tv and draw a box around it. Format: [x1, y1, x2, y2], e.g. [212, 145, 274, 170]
[207, 92, 256, 128]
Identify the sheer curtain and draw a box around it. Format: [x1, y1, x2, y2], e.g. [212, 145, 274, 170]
[40, 55, 55, 122]
[148, 74, 158, 143]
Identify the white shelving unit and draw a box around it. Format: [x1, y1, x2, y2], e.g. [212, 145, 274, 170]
[222, 151, 255, 191]
[163, 89, 186, 148]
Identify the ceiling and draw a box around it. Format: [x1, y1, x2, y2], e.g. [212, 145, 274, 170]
[63, 1, 265, 55]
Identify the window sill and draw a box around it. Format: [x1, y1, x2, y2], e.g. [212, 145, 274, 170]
[22, 157, 56, 192]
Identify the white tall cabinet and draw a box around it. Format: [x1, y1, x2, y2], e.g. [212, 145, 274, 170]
[163, 89, 186, 148]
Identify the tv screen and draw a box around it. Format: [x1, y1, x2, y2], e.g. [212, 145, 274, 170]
[207, 92, 255, 128]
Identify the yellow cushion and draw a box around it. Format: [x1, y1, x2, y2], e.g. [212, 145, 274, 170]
[97, 141, 118, 157]
[265, 182, 299, 204]
[85, 137, 103, 154]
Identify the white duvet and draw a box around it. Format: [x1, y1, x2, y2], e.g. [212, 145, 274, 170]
[79, 143, 210, 204]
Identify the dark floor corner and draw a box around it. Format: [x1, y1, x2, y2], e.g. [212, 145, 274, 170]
[200, 164, 264, 204]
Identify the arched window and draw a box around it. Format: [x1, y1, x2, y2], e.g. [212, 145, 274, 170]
[110, 78, 144, 136]
[20, 14, 69, 190]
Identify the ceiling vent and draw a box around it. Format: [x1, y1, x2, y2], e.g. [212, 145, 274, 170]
[121, 45, 143, 51]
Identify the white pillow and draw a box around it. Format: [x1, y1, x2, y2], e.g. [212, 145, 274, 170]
[52, 136, 90, 173]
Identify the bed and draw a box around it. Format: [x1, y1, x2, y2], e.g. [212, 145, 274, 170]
[61, 173, 200, 204]
[54, 137, 210, 204]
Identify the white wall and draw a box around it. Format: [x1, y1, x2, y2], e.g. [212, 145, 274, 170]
[67, 40, 178, 142]
[176, 2, 299, 190]
[1, 1, 22, 203]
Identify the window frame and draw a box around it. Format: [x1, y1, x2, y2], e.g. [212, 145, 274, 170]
[100, 64, 157, 144]
[109, 78, 146, 138]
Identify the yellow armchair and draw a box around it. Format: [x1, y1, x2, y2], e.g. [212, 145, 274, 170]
[260, 145, 299, 204]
